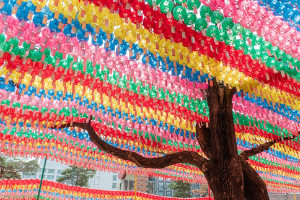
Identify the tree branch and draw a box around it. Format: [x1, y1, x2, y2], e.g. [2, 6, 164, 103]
[196, 123, 212, 159]
[239, 136, 297, 160]
[2, 169, 18, 174]
[52, 117, 211, 172]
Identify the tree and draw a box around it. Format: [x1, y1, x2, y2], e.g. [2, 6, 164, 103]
[168, 180, 191, 198]
[56, 166, 96, 187]
[0, 156, 39, 179]
[52, 79, 298, 200]
[192, 184, 213, 198]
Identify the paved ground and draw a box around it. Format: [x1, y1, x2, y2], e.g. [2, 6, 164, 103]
[269, 193, 299, 200]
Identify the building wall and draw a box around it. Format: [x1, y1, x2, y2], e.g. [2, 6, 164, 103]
[152, 177, 174, 197]
[88, 171, 119, 190]
[22, 158, 120, 190]
[116, 176, 201, 198]
[152, 177, 201, 197]
[117, 174, 135, 191]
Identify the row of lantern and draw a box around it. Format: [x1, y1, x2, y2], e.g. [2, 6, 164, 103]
[0, 65, 299, 146]
[1, 127, 300, 187]
[0, 0, 300, 99]
[0, 23, 293, 115]
[0, 179, 213, 200]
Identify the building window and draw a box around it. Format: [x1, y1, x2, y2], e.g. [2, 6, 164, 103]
[38, 174, 45, 179]
[166, 191, 172, 197]
[57, 170, 63, 174]
[24, 174, 36, 179]
[158, 181, 164, 190]
[165, 181, 171, 188]
[57, 176, 63, 180]
[158, 191, 165, 196]
[112, 183, 116, 188]
[47, 175, 54, 180]
[39, 168, 43, 173]
[129, 180, 134, 190]
[112, 175, 117, 181]
[48, 169, 55, 173]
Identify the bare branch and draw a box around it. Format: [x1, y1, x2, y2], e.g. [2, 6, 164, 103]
[239, 136, 297, 160]
[52, 117, 211, 172]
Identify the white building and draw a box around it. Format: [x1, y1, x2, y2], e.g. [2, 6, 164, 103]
[22, 158, 120, 190]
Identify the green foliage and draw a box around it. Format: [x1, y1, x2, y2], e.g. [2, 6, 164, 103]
[56, 166, 96, 187]
[0, 156, 39, 179]
[168, 180, 191, 198]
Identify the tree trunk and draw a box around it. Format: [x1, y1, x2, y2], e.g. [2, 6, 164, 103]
[199, 80, 269, 200]
[205, 160, 244, 200]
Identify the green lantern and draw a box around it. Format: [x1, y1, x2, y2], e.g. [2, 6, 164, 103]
[251, 49, 262, 60]
[216, 29, 227, 42]
[266, 57, 277, 68]
[242, 28, 253, 40]
[3, 42, 11, 52]
[231, 23, 244, 35]
[211, 11, 224, 24]
[252, 35, 262, 45]
[260, 53, 269, 63]
[288, 65, 297, 76]
[160, 0, 173, 13]
[221, 17, 234, 30]
[195, 18, 207, 31]
[12, 102, 21, 108]
[31, 105, 39, 112]
[0, 33, 5, 44]
[282, 54, 293, 63]
[224, 34, 236, 45]
[18, 48, 26, 58]
[234, 39, 245, 50]
[295, 72, 300, 82]
[206, 25, 219, 38]
[269, 46, 279, 56]
[260, 41, 272, 51]
[199, 5, 212, 18]
[243, 45, 253, 55]
[8, 38, 19, 47]
[184, 12, 196, 25]
[276, 63, 286, 73]
[276, 49, 286, 60]
[147, 0, 161, 6]
[175, 0, 187, 4]
[173, 6, 187, 21]
[1, 99, 10, 106]
[187, 0, 201, 10]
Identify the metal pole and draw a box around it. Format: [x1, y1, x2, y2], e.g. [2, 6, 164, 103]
[134, 174, 137, 200]
[295, 193, 297, 200]
[37, 157, 47, 200]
